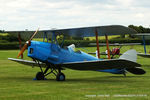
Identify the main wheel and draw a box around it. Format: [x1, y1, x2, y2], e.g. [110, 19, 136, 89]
[56, 73, 65, 81]
[36, 72, 44, 80]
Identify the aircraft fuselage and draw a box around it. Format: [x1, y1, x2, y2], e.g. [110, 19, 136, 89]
[28, 41, 125, 74]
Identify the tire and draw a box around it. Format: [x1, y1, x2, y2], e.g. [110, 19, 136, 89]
[36, 72, 44, 80]
[56, 73, 65, 81]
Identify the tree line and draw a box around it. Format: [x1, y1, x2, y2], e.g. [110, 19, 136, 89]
[0, 30, 5, 33]
[128, 25, 150, 33]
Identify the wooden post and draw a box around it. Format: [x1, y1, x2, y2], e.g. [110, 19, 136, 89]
[105, 35, 111, 59]
[95, 28, 100, 58]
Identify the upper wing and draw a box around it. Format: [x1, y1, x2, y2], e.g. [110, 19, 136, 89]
[41, 25, 137, 37]
[8, 58, 46, 67]
[6, 25, 137, 40]
[59, 59, 141, 70]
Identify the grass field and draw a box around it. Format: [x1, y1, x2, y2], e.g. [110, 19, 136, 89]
[0, 45, 150, 100]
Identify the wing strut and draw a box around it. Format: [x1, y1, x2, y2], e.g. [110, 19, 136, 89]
[142, 35, 147, 54]
[105, 35, 111, 59]
[95, 28, 100, 58]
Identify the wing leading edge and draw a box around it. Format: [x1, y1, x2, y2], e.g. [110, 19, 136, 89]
[8, 58, 46, 67]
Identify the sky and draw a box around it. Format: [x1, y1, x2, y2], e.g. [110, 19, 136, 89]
[0, 0, 150, 31]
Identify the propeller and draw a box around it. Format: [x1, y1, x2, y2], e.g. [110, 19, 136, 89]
[17, 28, 39, 58]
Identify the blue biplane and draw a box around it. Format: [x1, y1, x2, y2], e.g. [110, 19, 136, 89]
[8, 25, 146, 81]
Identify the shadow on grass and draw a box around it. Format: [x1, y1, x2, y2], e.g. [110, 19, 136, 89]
[66, 75, 148, 83]
[0, 75, 148, 83]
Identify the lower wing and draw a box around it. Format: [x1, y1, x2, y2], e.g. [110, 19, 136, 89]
[8, 58, 46, 67]
[8, 58, 140, 70]
[8, 58, 145, 75]
[59, 59, 141, 70]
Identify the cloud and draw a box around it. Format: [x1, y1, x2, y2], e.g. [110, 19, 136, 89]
[0, 0, 150, 30]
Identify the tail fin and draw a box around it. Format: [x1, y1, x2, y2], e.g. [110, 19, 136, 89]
[119, 49, 137, 62]
[119, 49, 146, 75]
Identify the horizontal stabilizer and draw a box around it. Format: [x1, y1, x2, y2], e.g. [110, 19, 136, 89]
[126, 67, 146, 75]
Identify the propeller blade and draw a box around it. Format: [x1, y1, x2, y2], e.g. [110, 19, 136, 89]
[29, 28, 40, 41]
[18, 33, 23, 59]
[17, 28, 39, 58]
[17, 43, 28, 58]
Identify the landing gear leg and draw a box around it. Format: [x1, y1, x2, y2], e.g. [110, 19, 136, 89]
[35, 60, 45, 80]
[56, 68, 65, 81]
[35, 65, 51, 80]
[123, 72, 126, 77]
[35, 63, 65, 81]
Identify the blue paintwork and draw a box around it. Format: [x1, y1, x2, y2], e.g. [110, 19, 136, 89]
[28, 41, 125, 74]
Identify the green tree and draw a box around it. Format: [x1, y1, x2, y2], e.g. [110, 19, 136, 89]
[128, 25, 150, 33]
